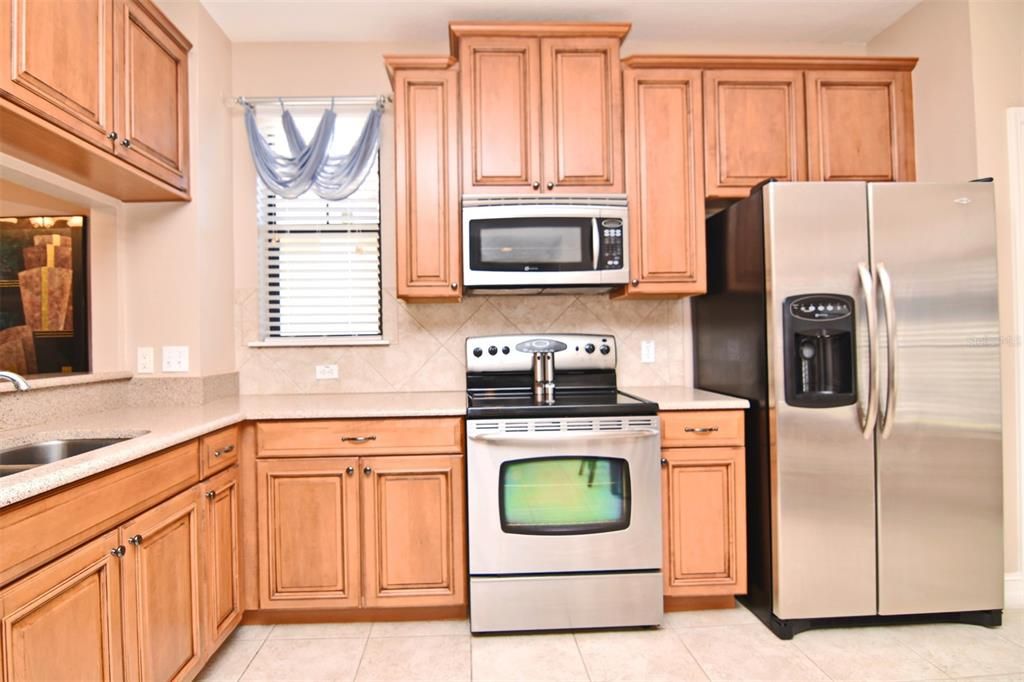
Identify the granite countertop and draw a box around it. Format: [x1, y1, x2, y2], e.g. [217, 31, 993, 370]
[0, 386, 743, 508]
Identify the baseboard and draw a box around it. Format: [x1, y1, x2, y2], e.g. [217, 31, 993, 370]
[1006, 572, 1024, 609]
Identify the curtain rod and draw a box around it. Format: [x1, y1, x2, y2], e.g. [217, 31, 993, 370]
[233, 95, 392, 110]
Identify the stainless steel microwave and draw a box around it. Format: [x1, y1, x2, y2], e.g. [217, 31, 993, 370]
[462, 196, 629, 291]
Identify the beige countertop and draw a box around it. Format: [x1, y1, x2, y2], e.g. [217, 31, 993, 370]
[0, 387, 743, 508]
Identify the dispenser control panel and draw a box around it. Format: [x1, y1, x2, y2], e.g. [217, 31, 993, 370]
[788, 295, 852, 321]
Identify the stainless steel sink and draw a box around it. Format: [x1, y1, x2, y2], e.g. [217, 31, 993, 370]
[0, 438, 131, 478]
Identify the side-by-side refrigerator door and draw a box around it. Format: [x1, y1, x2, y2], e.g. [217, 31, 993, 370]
[870, 182, 1003, 615]
[764, 182, 878, 619]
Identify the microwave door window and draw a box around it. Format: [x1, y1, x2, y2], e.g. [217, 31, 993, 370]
[470, 218, 593, 271]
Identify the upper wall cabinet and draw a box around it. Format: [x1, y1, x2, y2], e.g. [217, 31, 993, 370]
[805, 69, 915, 182]
[452, 23, 628, 196]
[0, 0, 191, 201]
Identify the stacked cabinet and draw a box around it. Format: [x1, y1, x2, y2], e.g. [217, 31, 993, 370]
[0, 0, 190, 200]
[255, 418, 466, 611]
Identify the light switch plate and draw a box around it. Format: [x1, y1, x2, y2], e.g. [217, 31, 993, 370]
[137, 347, 154, 374]
[640, 340, 656, 364]
[315, 364, 339, 380]
[161, 346, 189, 373]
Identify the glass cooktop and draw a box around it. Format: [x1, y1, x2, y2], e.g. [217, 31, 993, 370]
[466, 388, 657, 419]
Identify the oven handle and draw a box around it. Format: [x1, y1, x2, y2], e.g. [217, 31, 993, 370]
[468, 429, 659, 443]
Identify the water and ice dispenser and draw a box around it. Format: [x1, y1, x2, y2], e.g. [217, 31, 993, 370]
[782, 294, 857, 408]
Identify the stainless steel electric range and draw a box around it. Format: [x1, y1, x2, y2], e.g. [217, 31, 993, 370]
[465, 333, 663, 633]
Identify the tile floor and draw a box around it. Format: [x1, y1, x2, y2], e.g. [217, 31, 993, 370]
[197, 604, 1024, 682]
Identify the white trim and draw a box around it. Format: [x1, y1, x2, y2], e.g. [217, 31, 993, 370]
[248, 337, 390, 348]
[1006, 572, 1024, 609]
[1009, 107, 1024, 576]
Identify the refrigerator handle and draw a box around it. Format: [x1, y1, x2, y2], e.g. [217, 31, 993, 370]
[877, 262, 897, 438]
[857, 262, 880, 438]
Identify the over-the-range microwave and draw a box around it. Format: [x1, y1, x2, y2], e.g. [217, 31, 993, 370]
[461, 195, 629, 293]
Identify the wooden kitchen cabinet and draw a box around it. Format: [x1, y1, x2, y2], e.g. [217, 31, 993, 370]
[805, 69, 915, 182]
[256, 457, 362, 610]
[386, 57, 463, 301]
[452, 23, 628, 195]
[361, 454, 466, 608]
[0, 530, 125, 682]
[120, 485, 203, 682]
[200, 466, 242, 653]
[662, 446, 747, 597]
[703, 69, 807, 198]
[616, 64, 706, 298]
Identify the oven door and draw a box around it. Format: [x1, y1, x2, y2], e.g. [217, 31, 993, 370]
[462, 202, 628, 288]
[466, 417, 662, 575]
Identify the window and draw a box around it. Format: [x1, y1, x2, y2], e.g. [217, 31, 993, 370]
[256, 105, 382, 340]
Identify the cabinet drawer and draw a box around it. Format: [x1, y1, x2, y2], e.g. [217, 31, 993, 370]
[201, 424, 240, 476]
[660, 410, 744, 448]
[257, 418, 464, 457]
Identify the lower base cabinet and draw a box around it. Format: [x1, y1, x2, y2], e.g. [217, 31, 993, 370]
[201, 466, 242, 652]
[0, 530, 126, 682]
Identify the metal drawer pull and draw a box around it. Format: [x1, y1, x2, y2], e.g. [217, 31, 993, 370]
[683, 426, 719, 433]
[213, 443, 236, 458]
[342, 435, 377, 443]
[128, 534, 143, 546]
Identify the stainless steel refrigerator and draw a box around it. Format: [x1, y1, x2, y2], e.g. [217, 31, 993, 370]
[694, 181, 1003, 638]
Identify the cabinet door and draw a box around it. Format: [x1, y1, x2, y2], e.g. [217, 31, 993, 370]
[662, 447, 746, 596]
[256, 458, 360, 610]
[703, 70, 806, 198]
[361, 454, 466, 608]
[200, 467, 241, 653]
[617, 68, 705, 299]
[393, 66, 461, 301]
[0, 530, 124, 682]
[805, 70, 915, 182]
[112, 0, 190, 191]
[540, 37, 623, 194]
[0, 0, 114, 150]
[459, 36, 542, 194]
[121, 486, 202, 682]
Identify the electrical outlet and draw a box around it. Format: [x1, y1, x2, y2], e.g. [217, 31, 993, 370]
[136, 347, 154, 374]
[161, 346, 189, 373]
[640, 340, 656, 364]
[315, 364, 339, 380]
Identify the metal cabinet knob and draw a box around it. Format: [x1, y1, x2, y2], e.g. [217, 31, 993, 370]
[346, 466, 355, 476]
[213, 449, 221, 457]
[111, 545, 126, 557]
[342, 435, 376, 443]
[660, 458, 668, 466]
[450, 282, 458, 290]
[532, 181, 540, 190]
[121, 138, 132, 148]
[129, 534, 143, 546]
[546, 181, 555, 190]
[363, 466, 372, 476]
[107, 131, 118, 141]
[631, 279, 639, 287]
[205, 490, 216, 499]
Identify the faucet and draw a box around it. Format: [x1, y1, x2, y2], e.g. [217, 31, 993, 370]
[531, 352, 555, 405]
[0, 371, 30, 391]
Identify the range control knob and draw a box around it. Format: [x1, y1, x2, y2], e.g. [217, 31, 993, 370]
[472, 347, 483, 358]
[584, 343, 596, 354]
[599, 344, 611, 355]
[488, 346, 498, 356]
[501, 346, 510, 355]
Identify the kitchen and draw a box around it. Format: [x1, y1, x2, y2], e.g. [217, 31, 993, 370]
[0, 0, 1022, 680]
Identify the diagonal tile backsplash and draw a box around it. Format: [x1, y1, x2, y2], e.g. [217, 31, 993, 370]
[236, 287, 691, 394]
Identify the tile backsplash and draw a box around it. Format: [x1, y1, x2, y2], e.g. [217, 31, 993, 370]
[236, 288, 692, 394]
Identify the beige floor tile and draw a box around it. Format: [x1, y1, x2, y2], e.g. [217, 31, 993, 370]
[663, 604, 759, 629]
[891, 623, 1024, 678]
[196, 637, 263, 682]
[269, 622, 372, 639]
[996, 609, 1024, 647]
[231, 624, 274, 642]
[678, 624, 829, 681]
[951, 676, 1024, 682]
[241, 638, 366, 682]
[472, 633, 589, 682]
[575, 628, 708, 681]
[793, 626, 947, 680]
[368, 619, 470, 638]
[355, 635, 470, 682]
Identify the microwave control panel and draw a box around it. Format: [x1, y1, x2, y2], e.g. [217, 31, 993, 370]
[597, 218, 625, 270]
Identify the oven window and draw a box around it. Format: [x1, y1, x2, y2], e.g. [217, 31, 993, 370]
[469, 217, 593, 271]
[499, 457, 630, 535]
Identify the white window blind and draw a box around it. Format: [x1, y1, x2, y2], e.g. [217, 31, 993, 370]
[256, 104, 381, 339]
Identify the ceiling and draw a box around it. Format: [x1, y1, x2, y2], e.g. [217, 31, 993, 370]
[199, 0, 921, 46]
